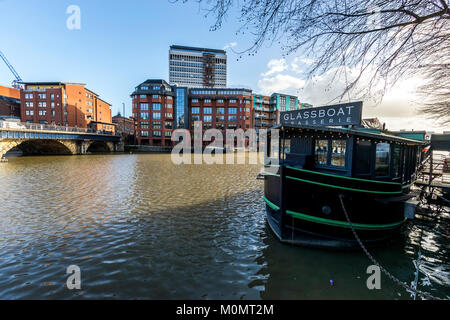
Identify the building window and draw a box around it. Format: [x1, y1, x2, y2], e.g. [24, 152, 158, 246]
[228, 116, 237, 122]
[153, 130, 162, 137]
[192, 107, 200, 114]
[25, 93, 33, 99]
[165, 113, 172, 118]
[203, 115, 212, 122]
[217, 108, 225, 114]
[165, 121, 173, 129]
[167, 104, 173, 109]
[152, 103, 161, 111]
[153, 112, 161, 119]
[140, 122, 149, 129]
[141, 86, 149, 90]
[204, 99, 211, 103]
[203, 108, 212, 114]
[140, 103, 149, 110]
[165, 131, 172, 137]
[38, 93, 46, 99]
[229, 108, 237, 114]
[217, 99, 224, 103]
[38, 110, 46, 116]
[141, 131, 149, 137]
[153, 86, 160, 90]
[192, 98, 199, 103]
[152, 94, 159, 99]
[38, 102, 47, 107]
[140, 112, 149, 120]
[153, 122, 161, 129]
[191, 115, 200, 121]
[140, 95, 146, 98]
[229, 99, 237, 103]
[26, 102, 33, 107]
[26, 110, 34, 116]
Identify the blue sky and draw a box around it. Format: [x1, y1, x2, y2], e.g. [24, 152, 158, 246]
[0, 0, 445, 131]
[0, 0, 285, 116]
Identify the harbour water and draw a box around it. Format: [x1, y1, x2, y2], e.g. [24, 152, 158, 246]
[0, 153, 448, 299]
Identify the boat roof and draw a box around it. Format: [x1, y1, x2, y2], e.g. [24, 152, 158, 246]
[272, 124, 426, 145]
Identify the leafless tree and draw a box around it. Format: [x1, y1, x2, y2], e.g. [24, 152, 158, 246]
[176, 0, 450, 124]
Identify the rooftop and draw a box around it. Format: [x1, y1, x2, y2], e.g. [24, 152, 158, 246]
[170, 45, 226, 55]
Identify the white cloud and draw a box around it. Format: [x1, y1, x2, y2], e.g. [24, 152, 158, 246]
[300, 58, 315, 65]
[261, 59, 288, 76]
[223, 42, 237, 50]
[290, 57, 303, 74]
[258, 74, 306, 95]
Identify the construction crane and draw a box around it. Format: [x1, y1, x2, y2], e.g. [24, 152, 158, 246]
[0, 50, 23, 89]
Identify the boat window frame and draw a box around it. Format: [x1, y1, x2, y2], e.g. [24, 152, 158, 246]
[313, 137, 348, 171]
[374, 141, 391, 178]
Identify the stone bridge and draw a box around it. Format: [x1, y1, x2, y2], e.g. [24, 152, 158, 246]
[0, 126, 123, 159]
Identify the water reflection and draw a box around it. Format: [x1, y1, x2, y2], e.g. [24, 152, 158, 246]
[0, 154, 448, 299]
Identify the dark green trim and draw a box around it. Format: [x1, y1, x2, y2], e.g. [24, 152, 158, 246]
[286, 210, 405, 230]
[264, 196, 280, 210]
[286, 165, 402, 186]
[286, 175, 402, 194]
[263, 197, 404, 230]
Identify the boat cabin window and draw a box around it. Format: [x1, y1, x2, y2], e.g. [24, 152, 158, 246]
[392, 145, 401, 178]
[354, 140, 372, 175]
[315, 140, 328, 165]
[375, 142, 390, 177]
[314, 139, 347, 168]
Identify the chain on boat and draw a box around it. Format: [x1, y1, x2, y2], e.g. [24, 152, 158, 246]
[337, 194, 440, 300]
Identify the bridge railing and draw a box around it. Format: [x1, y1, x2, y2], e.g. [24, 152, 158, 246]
[0, 120, 118, 136]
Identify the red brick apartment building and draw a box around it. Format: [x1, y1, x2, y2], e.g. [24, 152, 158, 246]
[131, 80, 175, 146]
[188, 88, 253, 147]
[0, 85, 21, 119]
[112, 114, 136, 144]
[19, 82, 113, 129]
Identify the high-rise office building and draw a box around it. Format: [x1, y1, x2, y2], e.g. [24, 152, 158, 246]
[169, 45, 227, 88]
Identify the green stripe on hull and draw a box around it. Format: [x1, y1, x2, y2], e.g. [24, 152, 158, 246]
[285, 175, 403, 194]
[263, 197, 405, 230]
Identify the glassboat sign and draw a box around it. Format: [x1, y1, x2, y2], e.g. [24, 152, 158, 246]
[280, 101, 363, 127]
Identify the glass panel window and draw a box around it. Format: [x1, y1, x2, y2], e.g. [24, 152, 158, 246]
[152, 94, 159, 99]
[203, 115, 212, 122]
[192, 98, 199, 103]
[216, 116, 225, 122]
[192, 107, 200, 114]
[331, 140, 346, 167]
[165, 121, 173, 129]
[229, 108, 237, 114]
[152, 103, 161, 110]
[315, 140, 328, 165]
[152, 122, 161, 129]
[203, 108, 212, 114]
[375, 143, 390, 176]
[153, 130, 162, 137]
[140, 122, 149, 129]
[191, 115, 200, 121]
[204, 99, 211, 103]
[228, 116, 237, 122]
[217, 99, 224, 103]
[140, 103, 149, 110]
[217, 108, 225, 114]
[392, 145, 401, 177]
[141, 131, 149, 137]
[140, 95, 146, 98]
[153, 112, 161, 119]
[354, 140, 372, 174]
[140, 112, 149, 120]
[165, 131, 172, 137]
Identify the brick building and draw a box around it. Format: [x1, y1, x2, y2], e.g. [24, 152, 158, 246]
[112, 114, 136, 144]
[131, 80, 175, 146]
[19, 82, 113, 128]
[0, 85, 21, 119]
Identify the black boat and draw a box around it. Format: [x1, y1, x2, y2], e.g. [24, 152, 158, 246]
[263, 122, 426, 250]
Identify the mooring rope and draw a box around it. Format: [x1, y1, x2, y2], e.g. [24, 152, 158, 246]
[337, 194, 440, 300]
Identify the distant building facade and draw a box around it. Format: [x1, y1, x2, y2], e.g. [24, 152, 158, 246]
[131, 79, 313, 146]
[112, 114, 136, 144]
[169, 45, 227, 88]
[0, 85, 20, 119]
[19, 82, 113, 128]
[131, 80, 175, 146]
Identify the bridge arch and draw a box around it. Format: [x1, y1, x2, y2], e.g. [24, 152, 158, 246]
[86, 141, 113, 153]
[0, 139, 76, 158]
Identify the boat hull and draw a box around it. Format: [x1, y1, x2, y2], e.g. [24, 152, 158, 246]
[264, 166, 410, 249]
